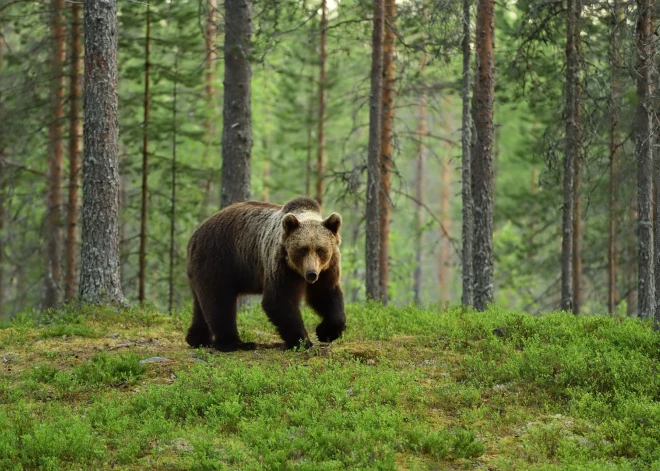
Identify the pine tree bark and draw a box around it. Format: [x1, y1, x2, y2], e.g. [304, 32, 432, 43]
[0, 34, 5, 318]
[413, 64, 427, 306]
[635, 0, 654, 319]
[461, 0, 474, 308]
[572, 157, 582, 313]
[79, 0, 126, 304]
[378, 0, 395, 305]
[561, 0, 580, 312]
[200, 0, 218, 217]
[316, 0, 327, 207]
[64, 0, 82, 302]
[44, 0, 66, 308]
[608, 8, 620, 315]
[472, 0, 495, 311]
[169, 44, 180, 314]
[365, 0, 385, 301]
[221, 0, 252, 208]
[138, 6, 151, 304]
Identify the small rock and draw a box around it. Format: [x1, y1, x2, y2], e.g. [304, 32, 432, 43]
[140, 356, 171, 364]
[105, 333, 119, 339]
[113, 342, 134, 349]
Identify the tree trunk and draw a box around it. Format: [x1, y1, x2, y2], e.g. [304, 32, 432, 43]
[635, 0, 654, 319]
[608, 8, 620, 315]
[572, 157, 582, 313]
[378, 0, 395, 305]
[169, 44, 180, 315]
[0, 35, 5, 318]
[561, 0, 580, 312]
[201, 0, 218, 217]
[262, 101, 270, 202]
[221, 0, 252, 208]
[439, 137, 451, 304]
[472, 0, 495, 311]
[138, 6, 151, 304]
[628, 197, 638, 317]
[65, 0, 82, 302]
[44, 0, 66, 308]
[306, 71, 314, 197]
[413, 67, 427, 306]
[461, 0, 474, 308]
[316, 0, 327, 207]
[79, 0, 126, 304]
[365, 0, 385, 301]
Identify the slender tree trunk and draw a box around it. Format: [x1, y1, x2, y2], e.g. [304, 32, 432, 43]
[628, 198, 638, 317]
[461, 0, 474, 308]
[44, 0, 66, 308]
[378, 0, 395, 304]
[221, 0, 252, 208]
[561, 0, 580, 312]
[138, 6, 151, 304]
[0, 35, 5, 318]
[572, 157, 582, 313]
[316, 0, 327, 207]
[472, 0, 495, 311]
[262, 101, 270, 202]
[439, 137, 451, 304]
[608, 9, 620, 315]
[608, 138, 617, 315]
[306, 71, 314, 197]
[635, 0, 654, 319]
[413, 66, 427, 306]
[65, 1, 82, 302]
[169, 44, 180, 315]
[365, 0, 385, 301]
[79, 0, 126, 304]
[201, 0, 218, 217]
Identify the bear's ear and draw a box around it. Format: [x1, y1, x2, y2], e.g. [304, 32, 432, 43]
[323, 213, 342, 235]
[282, 213, 300, 237]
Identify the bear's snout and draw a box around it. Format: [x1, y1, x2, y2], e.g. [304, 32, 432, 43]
[305, 270, 319, 284]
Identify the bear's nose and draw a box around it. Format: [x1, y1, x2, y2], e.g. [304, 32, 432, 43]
[305, 270, 318, 284]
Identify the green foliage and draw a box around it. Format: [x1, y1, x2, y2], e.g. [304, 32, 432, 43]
[76, 353, 146, 386]
[0, 303, 659, 469]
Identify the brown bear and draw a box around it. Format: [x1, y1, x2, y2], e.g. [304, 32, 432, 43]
[185, 196, 346, 351]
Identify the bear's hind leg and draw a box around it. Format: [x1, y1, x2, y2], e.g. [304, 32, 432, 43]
[203, 290, 256, 352]
[186, 293, 213, 348]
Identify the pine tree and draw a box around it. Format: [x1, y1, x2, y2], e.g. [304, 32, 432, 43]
[79, 0, 126, 304]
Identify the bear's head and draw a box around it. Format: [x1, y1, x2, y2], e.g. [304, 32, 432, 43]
[281, 212, 342, 284]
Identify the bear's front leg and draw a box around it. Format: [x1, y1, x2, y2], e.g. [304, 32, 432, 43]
[262, 277, 312, 350]
[306, 276, 346, 343]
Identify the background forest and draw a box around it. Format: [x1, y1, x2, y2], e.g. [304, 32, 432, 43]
[0, 0, 651, 319]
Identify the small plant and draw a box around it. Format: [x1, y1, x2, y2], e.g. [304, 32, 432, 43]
[76, 353, 145, 386]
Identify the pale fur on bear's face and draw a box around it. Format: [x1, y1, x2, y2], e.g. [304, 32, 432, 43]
[282, 212, 341, 284]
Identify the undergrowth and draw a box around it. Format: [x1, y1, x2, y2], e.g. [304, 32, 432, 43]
[0, 302, 658, 470]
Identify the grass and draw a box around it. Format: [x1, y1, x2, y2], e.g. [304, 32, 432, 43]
[0, 301, 659, 470]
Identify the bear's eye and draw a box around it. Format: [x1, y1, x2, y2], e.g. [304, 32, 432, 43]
[316, 248, 326, 259]
[295, 248, 308, 258]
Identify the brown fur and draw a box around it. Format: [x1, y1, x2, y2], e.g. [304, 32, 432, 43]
[185, 196, 346, 351]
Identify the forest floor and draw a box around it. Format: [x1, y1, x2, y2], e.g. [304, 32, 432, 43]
[0, 302, 659, 470]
